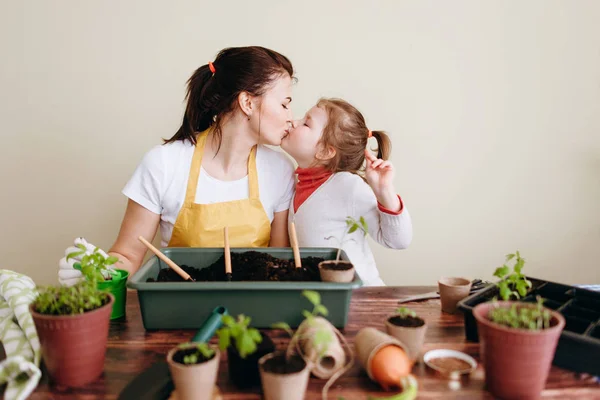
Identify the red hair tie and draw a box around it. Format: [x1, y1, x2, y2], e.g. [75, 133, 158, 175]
[208, 62, 216, 74]
[367, 130, 373, 138]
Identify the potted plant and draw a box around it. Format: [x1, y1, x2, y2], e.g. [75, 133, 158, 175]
[269, 290, 353, 400]
[472, 252, 565, 400]
[67, 244, 128, 319]
[320, 216, 367, 283]
[29, 279, 114, 387]
[216, 313, 275, 389]
[384, 307, 427, 362]
[437, 277, 472, 314]
[166, 342, 220, 400]
[491, 251, 533, 300]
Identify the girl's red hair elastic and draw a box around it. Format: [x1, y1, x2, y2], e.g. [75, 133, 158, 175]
[208, 62, 216, 74]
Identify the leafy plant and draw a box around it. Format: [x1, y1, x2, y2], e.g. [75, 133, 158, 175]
[177, 342, 215, 365]
[67, 245, 120, 283]
[394, 307, 417, 319]
[325, 216, 369, 262]
[488, 296, 552, 330]
[272, 290, 333, 359]
[216, 314, 262, 359]
[32, 280, 111, 316]
[493, 251, 532, 301]
[274, 291, 356, 400]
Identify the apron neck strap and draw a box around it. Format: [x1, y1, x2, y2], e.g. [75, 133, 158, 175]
[247, 146, 259, 199]
[184, 131, 260, 205]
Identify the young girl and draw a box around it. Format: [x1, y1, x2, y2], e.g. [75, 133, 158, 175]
[281, 98, 412, 286]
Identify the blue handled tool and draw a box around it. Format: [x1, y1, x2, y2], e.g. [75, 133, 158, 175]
[191, 306, 228, 343]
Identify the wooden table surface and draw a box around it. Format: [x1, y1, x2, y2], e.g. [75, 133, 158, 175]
[31, 287, 600, 399]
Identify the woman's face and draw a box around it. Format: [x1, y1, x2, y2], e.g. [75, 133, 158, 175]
[252, 74, 294, 146]
[281, 105, 328, 168]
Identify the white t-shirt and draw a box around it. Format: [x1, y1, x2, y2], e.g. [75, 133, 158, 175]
[122, 140, 296, 246]
[289, 172, 413, 287]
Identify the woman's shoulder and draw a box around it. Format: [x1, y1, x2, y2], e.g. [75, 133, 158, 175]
[139, 140, 194, 165]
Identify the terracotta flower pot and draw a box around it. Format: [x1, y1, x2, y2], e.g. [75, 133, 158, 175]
[318, 260, 355, 283]
[258, 351, 310, 400]
[30, 293, 114, 387]
[385, 314, 427, 362]
[438, 277, 471, 314]
[166, 344, 220, 400]
[473, 301, 565, 400]
[354, 327, 408, 381]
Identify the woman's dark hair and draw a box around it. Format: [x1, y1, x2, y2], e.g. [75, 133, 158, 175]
[164, 46, 294, 146]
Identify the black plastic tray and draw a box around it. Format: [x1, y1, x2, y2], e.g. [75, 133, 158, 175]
[457, 277, 600, 376]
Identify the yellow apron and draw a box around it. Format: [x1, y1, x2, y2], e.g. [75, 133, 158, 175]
[168, 130, 271, 248]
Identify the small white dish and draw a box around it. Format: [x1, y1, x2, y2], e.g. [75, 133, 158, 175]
[423, 349, 477, 379]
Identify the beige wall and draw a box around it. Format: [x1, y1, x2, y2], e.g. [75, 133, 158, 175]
[2, 1, 599, 286]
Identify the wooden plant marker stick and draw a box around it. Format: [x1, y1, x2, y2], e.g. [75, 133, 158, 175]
[224, 227, 232, 281]
[290, 222, 302, 269]
[137, 236, 195, 282]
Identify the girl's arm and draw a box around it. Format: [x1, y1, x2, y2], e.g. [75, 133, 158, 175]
[353, 182, 413, 249]
[355, 150, 412, 249]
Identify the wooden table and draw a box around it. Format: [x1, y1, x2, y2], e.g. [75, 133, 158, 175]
[31, 287, 600, 399]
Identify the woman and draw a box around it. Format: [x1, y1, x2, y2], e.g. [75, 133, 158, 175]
[58, 46, 296, 285]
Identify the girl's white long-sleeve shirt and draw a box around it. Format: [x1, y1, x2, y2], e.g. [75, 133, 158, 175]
[289, 172, 413, 286]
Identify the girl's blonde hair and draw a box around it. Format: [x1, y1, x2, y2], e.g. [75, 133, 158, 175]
[316, 98, 391, 174]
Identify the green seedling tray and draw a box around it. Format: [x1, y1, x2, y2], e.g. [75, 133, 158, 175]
[127, 247, 362, 330]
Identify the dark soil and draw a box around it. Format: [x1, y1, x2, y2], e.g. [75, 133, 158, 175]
[261, 354, 306, 374]
[389, 315, 425, 327]
[172, 347, 214, 365]
[146, 251, 324, 282]
[320, 261, 353, 271]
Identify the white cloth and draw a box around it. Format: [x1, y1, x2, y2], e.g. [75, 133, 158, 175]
[289, 172, 413, 286]
[0, 270, 41, 400]
[122, 141, 296, 246]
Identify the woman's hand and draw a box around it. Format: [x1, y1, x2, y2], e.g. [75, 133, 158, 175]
[58, 238, 111, 286]
[364, 149, 401, 212]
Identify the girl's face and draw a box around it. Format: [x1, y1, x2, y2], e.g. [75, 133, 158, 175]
[281, 105, 329, 168]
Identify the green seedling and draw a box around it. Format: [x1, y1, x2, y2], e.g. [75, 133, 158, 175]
[489, 296, 552, 330]
[32, 279, 111, 316]
[394, 307, 417, 319]
[492, 251, 532, 301]
[325, 216, 369, 262]
[177, 342, 215, 365]
[216, 314, 262, 359]
[67, 245, 120, 283]
[275, 291, 355, 400]
[272, 290, 333, 359]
